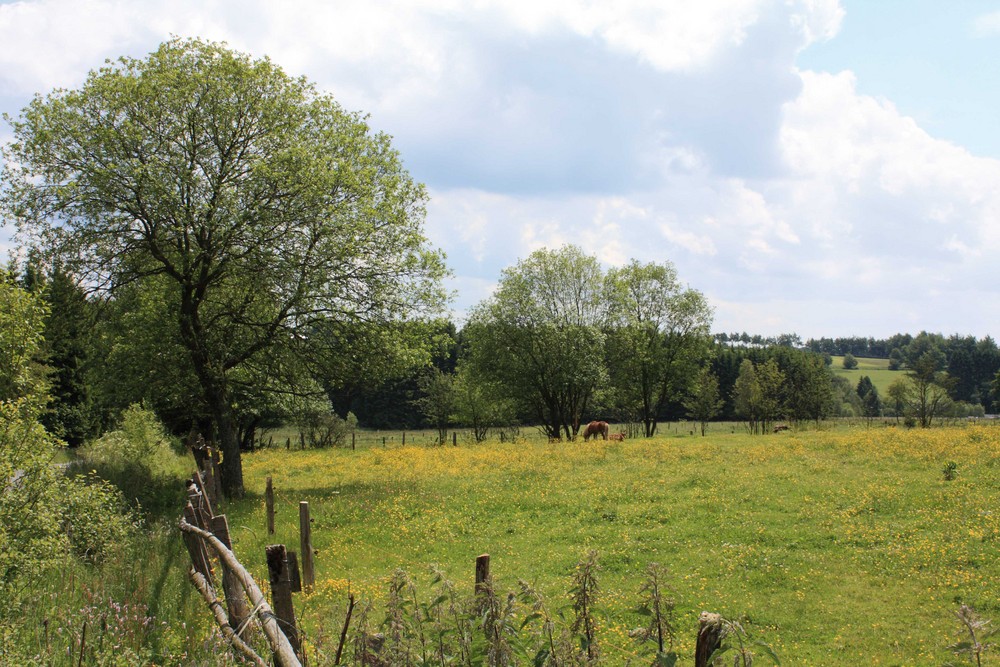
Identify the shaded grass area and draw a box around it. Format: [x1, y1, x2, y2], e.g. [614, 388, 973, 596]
[223, 424, 1000, 666]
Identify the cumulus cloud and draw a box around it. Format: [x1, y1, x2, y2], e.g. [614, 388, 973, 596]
[973, 11, 1000, 38]
[0, 0, 996, 337]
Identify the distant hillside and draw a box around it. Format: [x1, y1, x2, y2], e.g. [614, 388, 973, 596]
[830, 356, 899, 395]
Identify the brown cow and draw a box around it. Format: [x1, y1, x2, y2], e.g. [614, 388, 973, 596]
[608, 431, 626, 442]
[582, 421, 609, 441]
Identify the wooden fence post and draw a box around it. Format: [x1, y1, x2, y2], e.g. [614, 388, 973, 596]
[299, 502, 315, 589]
[351, 432, 355, 451]
[452, 432, 457, 447]
[266, 476, 275, 535]
[199, 459, 219, 508]
[266, 545, 302, 661]
[695, 612, 723, 667]
[191, 471, 215, 519]
[210, 514, 251, 632]
[183, 502, 213, 579]
[402, 432, 406, 446]
[475, 554, 490, 596]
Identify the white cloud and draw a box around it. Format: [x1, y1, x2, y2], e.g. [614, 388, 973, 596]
[2, 0, 999, 338]
[973, 11, 1000, 38]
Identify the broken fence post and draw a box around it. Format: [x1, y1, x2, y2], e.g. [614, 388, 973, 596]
[266, 544, 302, 660]
[695, 611, 723, 667]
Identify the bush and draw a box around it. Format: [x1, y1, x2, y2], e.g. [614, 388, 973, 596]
[842, 353, 858, 370]
[75, 404, 189, 517]
[60, 472, 141, 563]
[299, 409, 358, 448]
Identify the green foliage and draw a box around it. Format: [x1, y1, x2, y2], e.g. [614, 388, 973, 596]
[414, 367, 458, 444]
[75, 404, 189, 517]
[842, 352, 858, 370]
[60, 472, 141, 563]
[24, 263, 99, 446]
[465, 246, 608, 440]
[631, 563, 678, 663]
[856, 375, 883, 425]
[451, 364, 517, 442]
[0, 281, 138, 629]
[943, 461, 959, 481]
[604, 260, 713, 437]
[683, 367, 723, 436]
[0, 275, 48, 405]
[292, 394, 359, 448]
[733, 359, 785, 434]
[3, 36, 448, 497]
[568, 549, 601, 664]
[466, 248, 713, 439]
[707, 615, 781, 666]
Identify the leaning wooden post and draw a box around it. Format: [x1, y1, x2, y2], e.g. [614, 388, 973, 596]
[210, 514, 251, 632]
[191, 471, 215, 520]
[299, 502, 315, 590]
[266, 476, 275, 535]
[266, 545, 302, 660]
[180, 520, 300, 667]
[695, 612, 723, 667]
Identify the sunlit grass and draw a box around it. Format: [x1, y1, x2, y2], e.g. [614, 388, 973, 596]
[219, 423, 1000, 665]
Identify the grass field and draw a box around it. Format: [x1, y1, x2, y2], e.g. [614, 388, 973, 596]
[830, 355, 901, 396]
[218, 424, 1000, 666]
[19, 424, 1000, 665]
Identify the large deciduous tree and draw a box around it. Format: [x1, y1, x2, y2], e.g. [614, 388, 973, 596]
[2, 38, 448, 497]
[604, 260, 712, 436]
[464, 246, 607, 440]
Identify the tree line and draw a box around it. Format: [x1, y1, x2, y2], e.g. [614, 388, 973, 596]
[5, 38, 998, 502]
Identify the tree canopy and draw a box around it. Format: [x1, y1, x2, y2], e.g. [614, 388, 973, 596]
[464, 246, 608, 440]
[2, 38, 449, 496]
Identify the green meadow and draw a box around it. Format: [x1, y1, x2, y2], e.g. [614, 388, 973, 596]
[20, 424, 1000, 666]
[227, 425, 999, 666]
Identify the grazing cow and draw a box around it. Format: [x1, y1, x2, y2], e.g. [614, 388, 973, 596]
[582, 420, 609, 441]
[773, 423, 790, 433]
[609, 431, 626, 442]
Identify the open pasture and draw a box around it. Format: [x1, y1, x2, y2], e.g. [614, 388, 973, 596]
[231, 425, 1000, 665]
[830, 356, 902, 396]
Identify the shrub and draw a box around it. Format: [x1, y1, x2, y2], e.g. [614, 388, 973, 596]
[60, 472, 141, 563]
[75, 404, 189, 517]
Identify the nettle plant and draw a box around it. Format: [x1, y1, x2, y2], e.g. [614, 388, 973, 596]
[318, 552, 778, 667]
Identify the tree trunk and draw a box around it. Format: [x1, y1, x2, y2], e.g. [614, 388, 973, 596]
[204, 384, 244, 499]
[217, 410, 245, 499]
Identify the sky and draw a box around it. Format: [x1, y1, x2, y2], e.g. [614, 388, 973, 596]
[1, 0, 999, 340]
